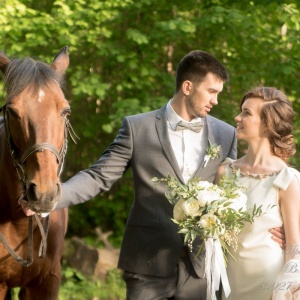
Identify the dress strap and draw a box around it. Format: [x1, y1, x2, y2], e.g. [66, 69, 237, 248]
[273, 167, 300, 191]
[220, 157, 235, 166]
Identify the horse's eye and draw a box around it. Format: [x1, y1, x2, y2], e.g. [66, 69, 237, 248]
[6, 107, 19, 119]
[62, 108, 71, 117]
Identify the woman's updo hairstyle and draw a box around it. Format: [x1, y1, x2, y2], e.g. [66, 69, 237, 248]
[240, 87, 296, 161]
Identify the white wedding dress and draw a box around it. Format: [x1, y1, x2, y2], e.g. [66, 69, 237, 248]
[221, 158, 300, 300]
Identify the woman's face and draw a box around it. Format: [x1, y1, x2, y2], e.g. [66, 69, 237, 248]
[235, 97, 267, 141]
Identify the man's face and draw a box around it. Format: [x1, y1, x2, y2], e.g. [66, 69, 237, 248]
[185, 72, 224, 119]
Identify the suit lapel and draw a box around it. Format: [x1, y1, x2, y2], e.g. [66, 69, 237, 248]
[194, 115, 219, 178]
[207, 115, 218, 147]
[155, 106, 184, 183]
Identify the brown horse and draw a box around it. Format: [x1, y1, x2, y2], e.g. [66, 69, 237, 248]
[0, 47, 72, 299]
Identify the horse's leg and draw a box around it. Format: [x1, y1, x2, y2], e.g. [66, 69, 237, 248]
[19, 266, 61, 300]
[0, 283, 9, 300]
[19, 284, 60, 300]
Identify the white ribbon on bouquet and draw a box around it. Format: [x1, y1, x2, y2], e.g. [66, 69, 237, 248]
[205, 237, 231, 300]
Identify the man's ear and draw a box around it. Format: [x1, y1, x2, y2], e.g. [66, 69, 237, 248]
[182, 80, 192, 96]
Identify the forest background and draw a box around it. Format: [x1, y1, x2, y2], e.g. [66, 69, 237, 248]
[1, 0, 300, 260]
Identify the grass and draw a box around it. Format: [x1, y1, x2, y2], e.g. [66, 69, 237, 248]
[10, 267, 126, 300]
[59, 267, 126, 300]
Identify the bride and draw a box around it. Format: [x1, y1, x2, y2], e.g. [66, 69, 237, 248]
[215, 86, 300, 299]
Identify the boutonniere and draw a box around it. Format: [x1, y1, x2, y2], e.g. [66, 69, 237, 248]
[203, 143, 221, 167]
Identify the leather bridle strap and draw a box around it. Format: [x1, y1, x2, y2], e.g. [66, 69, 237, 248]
[1, 104, 69, 183]
[0, 215, 50, 266]
[0, 216, 34, 267]
[20, 142, 61, 165]
[0, 102, 76, 266]
[35, 214, 49, 258]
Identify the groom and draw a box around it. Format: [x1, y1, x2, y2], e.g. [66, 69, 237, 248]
[21, 50, 284, 299]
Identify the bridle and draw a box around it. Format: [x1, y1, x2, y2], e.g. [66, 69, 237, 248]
[0, 104, 78, 189]
[0, 102, 78, 267]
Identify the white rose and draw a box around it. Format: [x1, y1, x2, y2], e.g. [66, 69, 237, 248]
[199, 213, 217, 228]
[229, 191, 247, 211]
[199, 217, 209, 228]
[197, 189, 222, 207]
[182, 198, 200, 217]
[196, 181, 212, 189]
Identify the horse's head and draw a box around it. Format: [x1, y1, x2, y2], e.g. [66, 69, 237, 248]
[0, 47, 71, 213]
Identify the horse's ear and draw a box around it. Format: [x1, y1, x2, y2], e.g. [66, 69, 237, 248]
[51, 46, 69, 76]
[0, 51, 10, 74]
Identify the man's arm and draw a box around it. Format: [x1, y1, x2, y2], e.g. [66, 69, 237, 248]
[19, 117, 133, 214]
[56, 116, 133, 209]
[269, 227, 286, 249]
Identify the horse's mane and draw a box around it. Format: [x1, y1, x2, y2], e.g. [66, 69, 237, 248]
[4, 57, 63, 102]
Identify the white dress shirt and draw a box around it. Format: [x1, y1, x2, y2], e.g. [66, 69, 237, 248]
[166, 99, 208, 183]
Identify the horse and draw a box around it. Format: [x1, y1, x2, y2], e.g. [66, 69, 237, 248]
[0, 47, 73, 300]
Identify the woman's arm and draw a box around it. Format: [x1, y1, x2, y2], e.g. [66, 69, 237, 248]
[279, 175, 300, 260]
[272, 175, 300, 299]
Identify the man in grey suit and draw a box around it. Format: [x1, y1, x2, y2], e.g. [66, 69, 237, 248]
[20, 50, 285, 299]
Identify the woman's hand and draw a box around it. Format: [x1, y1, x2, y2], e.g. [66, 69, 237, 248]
[272, 259, 300, 299]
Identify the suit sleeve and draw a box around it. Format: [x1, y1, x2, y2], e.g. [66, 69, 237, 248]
[55, 117, 133, 209]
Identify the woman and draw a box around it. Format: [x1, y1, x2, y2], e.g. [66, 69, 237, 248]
[215, 87, 300, 299]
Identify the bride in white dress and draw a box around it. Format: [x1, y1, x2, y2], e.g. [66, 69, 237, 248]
[215, 87, 300, 300]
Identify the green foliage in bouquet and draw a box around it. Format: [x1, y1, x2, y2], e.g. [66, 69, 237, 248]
[152, 173, 271, 263]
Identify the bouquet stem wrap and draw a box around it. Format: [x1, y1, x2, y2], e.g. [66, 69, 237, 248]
[205, 238, 231, 300]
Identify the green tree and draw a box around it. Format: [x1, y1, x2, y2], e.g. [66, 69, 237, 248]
[1, 0, 300, 244]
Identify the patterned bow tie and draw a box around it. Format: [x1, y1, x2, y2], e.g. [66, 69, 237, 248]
[175, 120, 203, 133]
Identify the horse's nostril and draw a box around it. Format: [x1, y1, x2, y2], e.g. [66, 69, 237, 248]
[26, 182, 61, 203]
[27, 183, 37, 201]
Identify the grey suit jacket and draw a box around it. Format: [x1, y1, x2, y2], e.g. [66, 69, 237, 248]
[57, 105, 237, 277]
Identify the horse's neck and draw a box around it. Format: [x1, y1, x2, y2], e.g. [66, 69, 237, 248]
[0, 126, 24, 219]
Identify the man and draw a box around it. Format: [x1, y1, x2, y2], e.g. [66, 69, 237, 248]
[21, 50, 284, 299]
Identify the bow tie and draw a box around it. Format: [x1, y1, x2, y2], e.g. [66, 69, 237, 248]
[175, 120, 203, 133]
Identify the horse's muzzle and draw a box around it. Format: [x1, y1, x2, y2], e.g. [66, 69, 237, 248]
[26, 182, 62, 212]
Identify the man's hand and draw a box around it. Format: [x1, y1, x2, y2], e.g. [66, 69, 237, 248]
[269, 227, 286, 249]
[18, 195, 35, 216]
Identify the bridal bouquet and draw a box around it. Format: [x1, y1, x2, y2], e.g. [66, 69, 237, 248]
[152, 173, 266, 299]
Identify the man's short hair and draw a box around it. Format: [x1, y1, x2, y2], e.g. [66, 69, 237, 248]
[175, 50, 229, 93]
